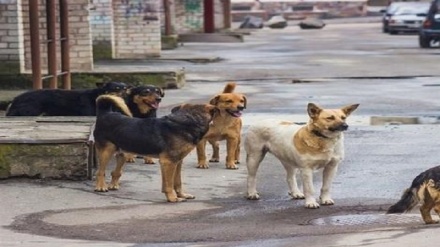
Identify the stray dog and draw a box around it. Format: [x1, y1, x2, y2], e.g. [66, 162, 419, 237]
[93, 95, 218, 202]
[124, 85, 165, 164]
[196, 82, 246, 169]
[245, 103, 359, 208]
[5, 82, 128, 116]
[387, 165, 440, 224]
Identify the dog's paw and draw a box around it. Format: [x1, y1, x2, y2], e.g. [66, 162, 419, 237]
[125, 157, 136, 163]
[209, 158, 220, 163]
[197, 163, 209, 169]
[305, 201, 320, 209]
[289, 191, 305, 200]
[320, 198, 334, 206]
[108, 183, 120, 190]
[177, 192, 195, 199]
[247, 193, 260, 200]
[235, 160, 240, 164]
[167, 197, 187, 203]
[226, 164, 239, 169]
[143, 157, 156, 164]
[425, 219, 439, 224]
[94, 187, 109, 192]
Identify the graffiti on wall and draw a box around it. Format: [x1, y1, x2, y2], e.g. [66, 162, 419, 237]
[121, 0, 158, 21]
[183, 0, 202, 30]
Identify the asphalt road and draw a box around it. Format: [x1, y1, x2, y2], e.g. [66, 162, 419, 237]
[3, 20, 440, 246]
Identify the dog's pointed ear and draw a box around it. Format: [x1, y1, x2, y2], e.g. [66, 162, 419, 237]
[243, 95, 247, 109]
[341, 104, 359, 117]
[209, 95, 220, 105]
[96, 82, 104, 88]
[307, 103, 322, 118]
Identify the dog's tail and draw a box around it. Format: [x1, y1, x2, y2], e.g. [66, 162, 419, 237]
[386, 187, 420, 214]
[222, 82, 236, 93]
[96, 95, 132, 117]
[5, 103, 13, 116]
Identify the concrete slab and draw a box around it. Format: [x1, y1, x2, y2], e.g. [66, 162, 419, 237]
[178, 33, 244, 43]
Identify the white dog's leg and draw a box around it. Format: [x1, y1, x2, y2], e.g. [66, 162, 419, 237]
[320, 161, 339, 205]
[282, 163, 304, 199]
[246, 152, 265, 200]
[301, 168, 319, 209]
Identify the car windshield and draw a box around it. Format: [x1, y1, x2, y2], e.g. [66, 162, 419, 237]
[386, 3, 405, 14]
[393, 3, 430, 15]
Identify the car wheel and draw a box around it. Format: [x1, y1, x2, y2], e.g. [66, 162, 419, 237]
[419, 35, 431, 48]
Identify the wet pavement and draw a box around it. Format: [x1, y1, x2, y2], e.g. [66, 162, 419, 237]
[2, 18, 440, 246]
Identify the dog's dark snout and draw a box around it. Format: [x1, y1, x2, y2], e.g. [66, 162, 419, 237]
[237, 105, 245, 111]
[156, 97, 162, 102]
[340, 123, 348, 131]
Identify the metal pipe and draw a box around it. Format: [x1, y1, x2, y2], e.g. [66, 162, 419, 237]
[59, 0, 71, 89]
[29, 0, 42, 89]
[163, 0, 172, 36]
[204, 0, 215, 33]
[46, 0, 58, 89]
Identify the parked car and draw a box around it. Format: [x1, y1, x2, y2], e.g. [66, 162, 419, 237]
[419, 0, 440, 48]
[386, 2, 431, 34]
[382, 2, 409, 33]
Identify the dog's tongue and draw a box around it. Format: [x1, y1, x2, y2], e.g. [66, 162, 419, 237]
[232, 111, 242, 117]
[149, 102, 159, 109]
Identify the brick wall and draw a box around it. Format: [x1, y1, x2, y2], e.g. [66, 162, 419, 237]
[175, 0, 204, 33]
[20, 0, 93, 72]
[90, 0, 113, 59]
[0, 0, 25, 73]
[112, 0, 161, 58]
[90, 0, 112, 43]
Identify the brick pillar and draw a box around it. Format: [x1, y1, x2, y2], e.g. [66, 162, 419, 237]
[0, 0, 25, 74]
[21, 0, 93, 72]
[112, 0, 161, 58]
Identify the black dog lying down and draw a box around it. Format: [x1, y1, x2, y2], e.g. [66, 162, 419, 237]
[93, 95, 218, 202]
[5, 82, 128, 116]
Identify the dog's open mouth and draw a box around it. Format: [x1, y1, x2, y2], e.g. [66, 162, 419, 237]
[145, 101, 159, 109]
[226, 109, 242, 117]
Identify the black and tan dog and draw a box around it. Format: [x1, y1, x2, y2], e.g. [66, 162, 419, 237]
[6, 82, 128, 116]
[195, 82, 247, 169]
[93, 94, 218, 202]
[124, 85, 164, 164]
[387, 165, 440, 224]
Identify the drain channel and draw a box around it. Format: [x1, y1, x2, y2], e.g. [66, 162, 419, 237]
[309, 214, 423, 226]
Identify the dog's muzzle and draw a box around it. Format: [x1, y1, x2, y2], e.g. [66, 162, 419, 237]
[145, 98, 161, 109]
[330, 123, 349, 132]
[226, 106, 244, 117]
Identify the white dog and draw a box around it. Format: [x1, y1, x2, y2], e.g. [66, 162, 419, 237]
[245, 103, 359, 209]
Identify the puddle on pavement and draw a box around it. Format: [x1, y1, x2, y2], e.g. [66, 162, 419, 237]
[308, 213, 423, 226]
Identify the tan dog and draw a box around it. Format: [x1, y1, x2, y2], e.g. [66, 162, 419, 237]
[196, 82, 247, 169]
[387, 165, 440, 224]
[245, 103, 359, 208]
